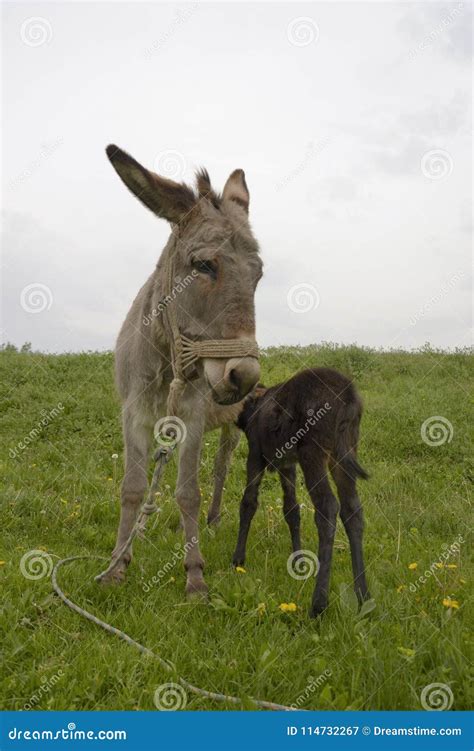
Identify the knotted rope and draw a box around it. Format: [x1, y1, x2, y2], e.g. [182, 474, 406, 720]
[94, 445, 175, 583]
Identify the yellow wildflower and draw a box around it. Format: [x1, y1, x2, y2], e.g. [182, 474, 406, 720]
[396, 584, 405, 593]
[446, 564, 457, 569]
[442, 598, 460, 609]
[408, 562, 418, 570]
[235, 566, 246, 574]
[256, 602, 266, 616]
[279, 602, 297, 613]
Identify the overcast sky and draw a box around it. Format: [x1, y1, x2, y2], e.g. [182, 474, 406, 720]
[2, 1, 472, 353]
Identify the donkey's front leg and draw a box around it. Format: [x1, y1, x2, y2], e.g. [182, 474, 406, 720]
[176, 417, 208, 599]
[207, 423, 240, 527]
[97, 408, 151, 584]
[232, 452, 265, 567]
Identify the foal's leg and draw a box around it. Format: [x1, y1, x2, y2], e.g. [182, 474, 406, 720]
[298, 447, 339, 617]
[175, 417, 208, 598]
[278, 465, 301, 555]
[330, 461, 370, 604]
[207, 423, 240, 527]
[98, 406, 152, 584]
[232, 452, 265, 567]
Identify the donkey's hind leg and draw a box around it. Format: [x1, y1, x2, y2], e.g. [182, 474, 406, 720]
[330, 461, 370, 604]
[298, 447, 339, 618]
[98, 405, 152, 584]
[278, 465, 301, 556]
[207, 423, 240, 527]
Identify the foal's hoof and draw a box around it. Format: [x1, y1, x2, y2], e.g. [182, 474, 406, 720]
[207, 512, 220, 528]
[185, 579, 209, 601]
[309, 599, 328, 619]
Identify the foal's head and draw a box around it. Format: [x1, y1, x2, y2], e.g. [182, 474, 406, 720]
[106, 145, 263, 405]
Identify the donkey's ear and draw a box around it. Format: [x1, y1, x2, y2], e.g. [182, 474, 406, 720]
[106, 145, 196, 225]
[222, 169, 249, 213]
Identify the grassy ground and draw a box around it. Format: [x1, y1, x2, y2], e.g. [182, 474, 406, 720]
[0, 344, 472, 711]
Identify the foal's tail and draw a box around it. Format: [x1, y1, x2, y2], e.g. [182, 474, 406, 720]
[334, 392, 369, 481]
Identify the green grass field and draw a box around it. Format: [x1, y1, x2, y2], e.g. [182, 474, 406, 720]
[1, 344, 472, 711]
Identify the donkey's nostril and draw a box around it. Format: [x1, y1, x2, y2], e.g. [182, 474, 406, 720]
[225, 358, 260, 400]
[228, 368, 241, 391]
[206, 356, 261, 405]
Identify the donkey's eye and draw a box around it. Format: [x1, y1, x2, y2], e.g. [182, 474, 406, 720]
[192, 260, 217, 280]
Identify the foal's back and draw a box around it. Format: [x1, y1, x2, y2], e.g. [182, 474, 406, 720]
[250, 367, 363, 466]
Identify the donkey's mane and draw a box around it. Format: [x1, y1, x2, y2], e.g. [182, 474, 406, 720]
[195, 167, 221, 209]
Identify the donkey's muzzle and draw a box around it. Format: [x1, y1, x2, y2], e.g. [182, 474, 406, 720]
[205, 356, 260, 405]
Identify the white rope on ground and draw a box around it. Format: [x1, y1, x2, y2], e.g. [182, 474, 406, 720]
[51, 556, 298, 711]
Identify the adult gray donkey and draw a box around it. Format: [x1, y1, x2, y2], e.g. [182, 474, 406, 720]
[97, 145, 262, 598]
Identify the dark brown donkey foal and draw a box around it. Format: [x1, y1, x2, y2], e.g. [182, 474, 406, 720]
[233, 368, 370, 618]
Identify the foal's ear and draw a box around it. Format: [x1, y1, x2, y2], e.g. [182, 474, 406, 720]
[106, 145, 196, 225]
[222, 169, 249, 213]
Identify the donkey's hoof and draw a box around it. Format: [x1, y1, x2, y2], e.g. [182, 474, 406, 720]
[185, 579, 209, 601]
[95, 565, 127, 586]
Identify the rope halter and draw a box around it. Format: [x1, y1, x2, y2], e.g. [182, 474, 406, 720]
[161, 245, 259, 417]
